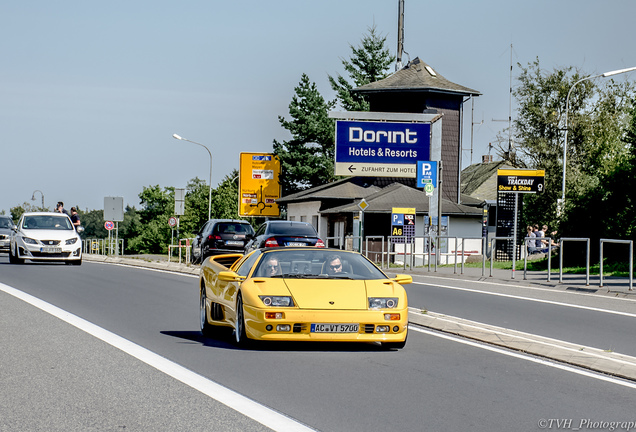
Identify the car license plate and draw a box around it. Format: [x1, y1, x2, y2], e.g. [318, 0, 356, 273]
[41, 247, 62, 253]
[311, 323, 359, 333]
[286, 242, 306, 246]
[226, 240, 243, 246]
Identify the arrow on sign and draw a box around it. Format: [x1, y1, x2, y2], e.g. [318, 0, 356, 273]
[348, 165, 356, 173]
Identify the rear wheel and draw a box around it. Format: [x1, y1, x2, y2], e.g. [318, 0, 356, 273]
[200, 285, 215, 337]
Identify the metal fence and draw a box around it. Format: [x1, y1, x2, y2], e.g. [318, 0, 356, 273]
[82, 238, 125, 256]
[324, 234, 632, 290]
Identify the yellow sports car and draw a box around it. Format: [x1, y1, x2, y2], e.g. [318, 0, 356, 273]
[199, 247, 412, 349]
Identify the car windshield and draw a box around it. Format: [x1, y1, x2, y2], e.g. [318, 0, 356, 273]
[22, 215, 73, 230]
[0, 218, 12, 229]
[214, 223, 252, 235]
[253, 249, 387, 280]
[267, 223, 316, 236]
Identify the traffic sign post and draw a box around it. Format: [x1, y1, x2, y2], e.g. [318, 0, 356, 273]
[239, 153, 281, 217]
[496, 168, 546, 278]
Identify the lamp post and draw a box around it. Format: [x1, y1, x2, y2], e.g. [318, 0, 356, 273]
[172, 134, 213, 221]
[31, 190, 44, 210]
[560, 66, 636, 215]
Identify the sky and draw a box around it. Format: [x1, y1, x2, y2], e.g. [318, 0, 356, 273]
[2, 0, 636, 214]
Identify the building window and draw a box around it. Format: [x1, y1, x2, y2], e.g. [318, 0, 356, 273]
[289, 216, 295, 221]
[300, 216, 307, 222]
[312, 215, 318, 231]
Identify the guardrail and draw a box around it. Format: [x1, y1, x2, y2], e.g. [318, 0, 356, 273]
[600, 239, 633, 291]
[558, 238, 590, 286]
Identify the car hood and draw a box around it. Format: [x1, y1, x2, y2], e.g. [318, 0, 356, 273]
[284, 279, 368, 310]
[20, 229, 78, 241]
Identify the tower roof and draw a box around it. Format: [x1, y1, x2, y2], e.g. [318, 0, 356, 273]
[355, 58, 481, 97]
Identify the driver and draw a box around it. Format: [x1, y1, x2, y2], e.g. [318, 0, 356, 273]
[261, 256, 282, 277]
[326, 254, 343, 275]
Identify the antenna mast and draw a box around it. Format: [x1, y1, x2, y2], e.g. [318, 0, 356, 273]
[396, 0, 404, 71]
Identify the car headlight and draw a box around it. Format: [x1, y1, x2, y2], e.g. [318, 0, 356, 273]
[22, 237, 37, 245]
[66, 238, 78, 245]
[368, 297, 399, 309]
[259, 296, 294, 307]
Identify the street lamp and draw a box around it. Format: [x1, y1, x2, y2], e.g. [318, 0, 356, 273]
[172, 134, 213, 221]
[560, 66, 636, 215]
[31, 190, 45, 210]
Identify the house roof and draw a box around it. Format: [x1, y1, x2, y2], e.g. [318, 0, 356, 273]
[354, 57, 481, 97]
[320, 183, 482, 216]
[461, 160, 514, 202]
[276, 177, 381, 204]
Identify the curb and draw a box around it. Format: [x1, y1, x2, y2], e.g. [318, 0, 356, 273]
[408, 308, 636, 382]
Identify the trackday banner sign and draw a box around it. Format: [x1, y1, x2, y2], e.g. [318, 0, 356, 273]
[335, 120, 431, 178]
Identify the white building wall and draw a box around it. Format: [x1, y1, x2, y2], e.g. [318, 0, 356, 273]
[286, 201, 327, 239]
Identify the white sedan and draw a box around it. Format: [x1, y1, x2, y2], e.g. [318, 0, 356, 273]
[9, 212, 83, 265]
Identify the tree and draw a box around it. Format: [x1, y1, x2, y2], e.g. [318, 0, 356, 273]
[127, 185, 174, 254]
[328, 25, 395, 111]
[510, 58, 635, 250]
[273, 74, 336, 195]
[211, 169, 240, 220]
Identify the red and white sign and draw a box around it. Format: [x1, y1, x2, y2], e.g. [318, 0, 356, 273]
[168, 217, 178, 227]
[104, 221, 114, 231]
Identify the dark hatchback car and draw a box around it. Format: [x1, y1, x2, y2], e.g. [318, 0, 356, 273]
[191, 219, 255, 264]
[244, 220, 325, 253]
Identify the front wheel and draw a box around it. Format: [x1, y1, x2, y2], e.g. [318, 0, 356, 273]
[234, 293, 251, 347]
[9, 244, 24, 264]
[382, 329, 408, 350]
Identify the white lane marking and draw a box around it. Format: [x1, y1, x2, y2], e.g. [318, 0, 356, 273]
[411, 281, 636, 319]
[0, 282, 315, 432]
[408, 325, 636, 390]
[411, 273, 636, 303]
[87, 260, 199, 278]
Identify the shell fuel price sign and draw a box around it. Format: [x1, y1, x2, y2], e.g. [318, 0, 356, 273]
[239, 153, 281, 217]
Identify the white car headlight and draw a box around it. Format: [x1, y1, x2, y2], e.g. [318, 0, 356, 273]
[259, 296, 294, 307]
[22, 237, 38, 245]
[66, 238, 78, 245]
[368, 297, 399, 309]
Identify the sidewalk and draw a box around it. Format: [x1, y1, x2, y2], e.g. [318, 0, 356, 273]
[84, 253, 636, 382]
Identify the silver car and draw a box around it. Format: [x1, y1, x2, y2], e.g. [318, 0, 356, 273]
[9, 212, 83, 265]
[0, 215, 14, 252]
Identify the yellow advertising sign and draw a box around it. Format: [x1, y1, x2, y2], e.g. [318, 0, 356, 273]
[239, 153, 281, 217]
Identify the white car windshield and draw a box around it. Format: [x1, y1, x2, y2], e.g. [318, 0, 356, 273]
[22, 215, 73, 230]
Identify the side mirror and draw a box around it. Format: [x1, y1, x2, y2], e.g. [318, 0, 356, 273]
[392, 274, 413, 285]
[218, 271, 246, 282]
[11, 224, 18, 232]
[77, 226, 85, 233]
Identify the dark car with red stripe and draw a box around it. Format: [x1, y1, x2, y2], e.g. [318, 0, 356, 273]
[191, 219, 255, 264]
[244, 220, 324, 253]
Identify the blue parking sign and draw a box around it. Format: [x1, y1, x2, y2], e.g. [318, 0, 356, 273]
[417, 161, 438, 188]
